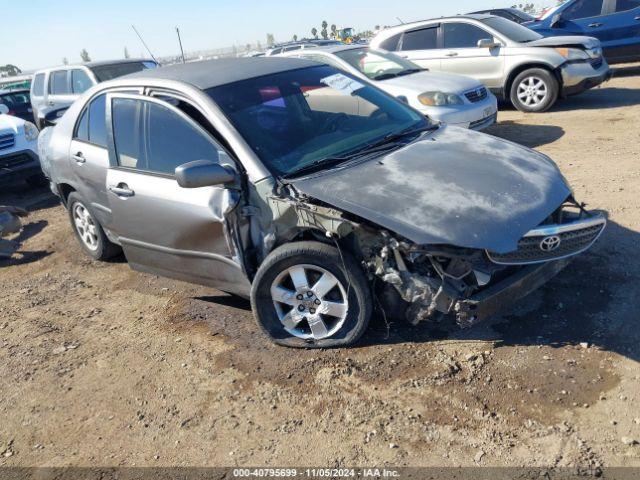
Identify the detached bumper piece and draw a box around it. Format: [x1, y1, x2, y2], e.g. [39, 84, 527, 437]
[455, 257, 572, 327]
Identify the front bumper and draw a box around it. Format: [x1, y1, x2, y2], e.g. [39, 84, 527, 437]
[0, 149, 42, 185]
[454, 257, 572, 327]
[419, 93, 498, 131]
[561, 59, 612, 96]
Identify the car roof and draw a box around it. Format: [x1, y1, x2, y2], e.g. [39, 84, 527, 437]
[34, 59, 155, 74]
[122, 57, 321, 89]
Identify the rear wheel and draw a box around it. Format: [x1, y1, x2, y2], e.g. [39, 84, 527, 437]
[250, 241, 372, 348]
[510, 68, 559, 113]
[67, 192, 121, 260]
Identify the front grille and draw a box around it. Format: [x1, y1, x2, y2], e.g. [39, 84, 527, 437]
[487, 218, 605, 265]
[0, 133, 15, 150]
[464, 86, 488, 103]
[0, 152, 34, 169]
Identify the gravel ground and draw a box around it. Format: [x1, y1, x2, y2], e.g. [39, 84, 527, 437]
[1, 64, 639, 470]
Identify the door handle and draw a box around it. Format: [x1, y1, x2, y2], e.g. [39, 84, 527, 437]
[445, 52, 458, 57]
[72, 152, 86, 164]
[108, 184, 135, 198]
[588, 22, 603, 27]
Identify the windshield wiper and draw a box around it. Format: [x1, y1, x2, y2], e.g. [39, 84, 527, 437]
[373, 72, 400, 80]
[396, 68, 423, 77]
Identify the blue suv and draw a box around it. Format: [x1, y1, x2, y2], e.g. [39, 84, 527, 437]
[526, 0, 640, 64]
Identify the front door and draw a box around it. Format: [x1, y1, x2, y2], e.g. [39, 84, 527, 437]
[439, 22, 505, 89]
[104, 93, 249, 293]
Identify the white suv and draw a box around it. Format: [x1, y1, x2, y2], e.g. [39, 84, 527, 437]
[30, 59, 157, 129]
[0, 105, 42, 187]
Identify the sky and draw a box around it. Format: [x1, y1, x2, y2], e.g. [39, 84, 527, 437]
[2, 0, 541, 71]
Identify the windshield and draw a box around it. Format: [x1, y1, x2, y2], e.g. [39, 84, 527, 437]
[335, 48, 422, 81]
[481, 17, 543, 42]
[207, 65, 429, 177]
[90, 61, 157, 82]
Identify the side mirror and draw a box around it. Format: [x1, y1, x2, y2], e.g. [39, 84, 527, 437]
[477, 38, 501, 49]
[0, 104, 9, 115]
[43, 107, 69, 126]
[175, 160, 236, 188]
[550, 12, 563, 28]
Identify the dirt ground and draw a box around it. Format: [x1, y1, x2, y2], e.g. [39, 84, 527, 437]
[1, 64, 640, 471]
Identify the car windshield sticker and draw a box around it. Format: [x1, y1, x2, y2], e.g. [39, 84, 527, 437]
[320, 73, 364, 95]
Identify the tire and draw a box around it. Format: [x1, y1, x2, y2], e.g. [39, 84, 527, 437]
[250, 241, 372, 348]
[67, 192, 121, 261]
[510, 68, 559, 113]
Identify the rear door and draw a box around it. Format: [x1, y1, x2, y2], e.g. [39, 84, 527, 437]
[104, 93, 248, 292]
[439, 22, 505, 88]
[47, 69, 76, 112]
[30, 73, 47, 126]
[68, 94, 113, 229]
[606, 0, 640, 61]
[395, 24, 442, 70]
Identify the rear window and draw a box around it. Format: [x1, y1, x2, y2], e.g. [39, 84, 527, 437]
[378, 33, 401, 51]
[401, 27, 438, 51]
[32, 74, 45, 96]
[49, 71, 69, 95]
[89, 61, 157, 82]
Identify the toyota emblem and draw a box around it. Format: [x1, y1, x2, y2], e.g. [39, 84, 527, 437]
[540, 235, 561, 252]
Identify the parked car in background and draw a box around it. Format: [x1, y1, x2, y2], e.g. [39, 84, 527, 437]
[0, 89, 33, 122]
[266, 40, 344, 56]
[469, 7, 536, 24]
[371, 14, 611, 112]
[0, 104, 43, 187]
[39, 58, 605, 347]
[281, 45, 498, 130]
[525, 0, 640, 64]
[30, 59, 158, 129]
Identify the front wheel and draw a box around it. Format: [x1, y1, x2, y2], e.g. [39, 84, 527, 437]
[250, 241, 372, 348]
[510, 68, 559, 113]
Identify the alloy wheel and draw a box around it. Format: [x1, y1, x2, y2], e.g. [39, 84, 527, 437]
[270, 264, 349, 340]
[73, 203, 99, 251]
[517, 76, 549, 108]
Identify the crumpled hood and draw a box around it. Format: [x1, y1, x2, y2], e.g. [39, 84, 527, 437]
[525, 35, 600, 50]
[291, 125, 571, 254]
[381, 70, 482, 95]
[0, 114, 22, 135]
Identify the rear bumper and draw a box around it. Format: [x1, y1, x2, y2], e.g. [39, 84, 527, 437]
[0, 149, 42, 185]
[454, 257, 572, 327]
[561, 60, 612, 96]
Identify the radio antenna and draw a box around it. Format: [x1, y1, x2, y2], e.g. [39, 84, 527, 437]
[176, 27, 186, 64]
[131, 25, 158, 63]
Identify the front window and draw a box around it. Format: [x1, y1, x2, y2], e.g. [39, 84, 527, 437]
[335, 48, 422, 81]
[563, 0, 604, 19]
[207, 65, 429, 177]
[49, 70, 69, 95]
[71, 69, 93, 94]
[90, 61, 157, 82]
[443, 23, 494, 49]
[480, 17, 543, 42]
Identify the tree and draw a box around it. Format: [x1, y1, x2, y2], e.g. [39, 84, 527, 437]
[0, 64, 21, 77]
[330, 24, 337, 36]
[293, 34, 298, 42]
[80, 49, 91, 62]
[321, 20, 328, 39]
[62, 57, 69, 65]
[266, 33, 275, 47]
[124, 47, 130, 59]
[311, 27, 318, 39]
[512, 2, 536, 13]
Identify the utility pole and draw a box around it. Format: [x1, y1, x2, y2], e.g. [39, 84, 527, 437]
[176, 27, 186, 64]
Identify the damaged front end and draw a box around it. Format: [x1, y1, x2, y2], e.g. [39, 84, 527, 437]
[362, 199, 605, 328]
